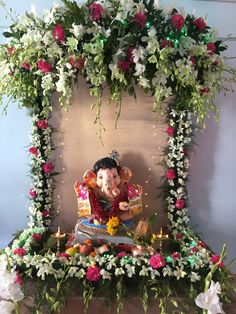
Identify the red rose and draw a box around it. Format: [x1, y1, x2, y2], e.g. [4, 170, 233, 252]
[22, 63, 31, 71]
[193, 17, 207, 31]
[29, 188, 37, 199]
[43, 210, 50, 217]
[53, 24, 65, 44]
[36, 119, 48, 129]
[191, 246, 199, 253]
[69, 56, 85, 70]
[127, 47, 135, 64]
[133, 12, 147, 30]
[29, 147, 38, 155]
[200, 87, 209, 94]
[166, 168, 176, 180]
[89, 3, 103, 21]
[161, 39, 174, 48]
[198, 241, 207, 248]
[171, 13, 185, 30]
[37, 60, 53, 74]
[207, 42, 216, 55]
[175, 199, 185, 209]
[7, 46, 15, 56]
[13, 248, 26, 257]
[211, 255, 220, 264]
[171, 252, 181, 259]
[190, 56, 196, 66]
[42, 162, 54, 174]
[150, 254, 166, 269]
[166, 126, 175, 137]
[118, 60, 130, 72]
[86, 265, 101, 281]
[32, 233, 42, 241]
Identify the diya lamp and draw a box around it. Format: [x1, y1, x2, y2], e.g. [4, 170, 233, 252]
[52, 226, 66, 254]
[154, 228, 169, 253]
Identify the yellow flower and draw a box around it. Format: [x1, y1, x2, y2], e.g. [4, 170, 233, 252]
[106, 216, 120, 228]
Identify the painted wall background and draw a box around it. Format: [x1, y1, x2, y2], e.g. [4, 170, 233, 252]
[0, 0, 235, 271]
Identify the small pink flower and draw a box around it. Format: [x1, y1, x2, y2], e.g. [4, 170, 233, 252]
[117, 251, 126, 258]
[7, 46, 15, 56]
[207, 42, 216, 55]
[150, 254, 166, 269]
[133, 12, 147, 30]
[15, 272, 23, 285]
[22, 63, 31, 71]
[161, 39, 174, 48]
[37, 60, 53, 74]
[171, 13, 185, 30]
[191, 246, 199, 253]
[32, 233, 42, 241]
[42, 162, 54, 174]
[193, 17, 207, 31]
[53, 24, 65, 44]
[171, 252, 181, 259]
[89, 3, 103, 21]
[198, 241, 207, 248]
[211, 255, 220, 264]
[69, 56, 85, 70]
[166, 126, 175, 137]
[8, 69, 14, 75]
[200, 87, 209, 94]
[118, 60, 130, 72]
[29, 188, 37, 199]
[36, 119, 48, 129]
[29, 146, 38, 155]
[127, 47, 135, 64]
[175, 199, 185, 209]
[13, 248, 26, 257]
[43, 210, 50, 217]
[166, 168, 176, 180]
[86, 265, 101, 281]
[59, 252, 71, 259]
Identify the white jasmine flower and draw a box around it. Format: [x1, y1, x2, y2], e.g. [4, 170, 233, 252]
[70, 24, 84, 39]
[133, 47, 145, 63]
[115, 268, 125, 276]
[100, 269, 111, 280]
[173, 266, 187, 280]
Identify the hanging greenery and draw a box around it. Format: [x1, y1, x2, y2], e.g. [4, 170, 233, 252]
[0, 1, 236, 313]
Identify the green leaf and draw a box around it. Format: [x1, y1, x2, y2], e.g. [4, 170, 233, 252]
[2, 31, 13, 38]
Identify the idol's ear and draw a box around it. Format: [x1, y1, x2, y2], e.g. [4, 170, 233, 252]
[83, 169, 97, 182]
[119, 167, 132, 182]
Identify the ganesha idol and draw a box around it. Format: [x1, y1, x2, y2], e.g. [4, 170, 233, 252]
[73, 155, 143, 241]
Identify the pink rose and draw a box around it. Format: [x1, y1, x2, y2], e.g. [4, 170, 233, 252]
[7, 46, 15, 56]
[15, 272, 23, 285]
[13, 248, 26, 257]
[190, 56, 196, 66]
[171, 252, 181, 259]
[166, 126, 175, 137]
[89, 3, 103, 21]
[150, 254, 166, 269]
[32, 233, 42, 241]
[166, 168, 176, 180]
[36, 119, 48, 129]
[42, 162, 54, 174]
[207, 42, 216, 55]
[29, 188, 37, 199]
[161, 39, 174, 48]
[86, 265, 101, 281]
[198, 241, 207, 248]
[171, 13, 185, 30]
[211, 255, 220, 264]
[29, 146, 38, 155]
[175, 199, 185, 209]
[117, 252, 126, 258]
[59, 253, 71, 259]
[53, 24, 65, 44]
[22, 63, 31, 71]
[193, 17, 207, 31]
[127, 47, 135, 64]
[118, 60, 130, 72]
[37, 60, 53, 74]
[133, 12, 147, 30]
[43, 210, 50, 217]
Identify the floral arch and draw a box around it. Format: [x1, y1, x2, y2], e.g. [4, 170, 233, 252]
[0, 0, 235, 313]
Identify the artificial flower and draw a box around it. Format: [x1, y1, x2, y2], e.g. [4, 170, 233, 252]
[0, 300, 15, 314]
[193, 17, 207, 31]
[207, 42, 216, 54]
[170, 13, 185, 30]
[29, 188, 37, 199]
[161, 39, 174, 48]
[89, 2, 103, 21]
[36, 119, 48, 129]
[175, 199, 185, 209]
[53, 24, 65, 43]
[37, 60, 53, 74]
[22, 63, 31, 71]
[166, 126, 175, 136]
[150, 254, 166, 269]
[29, 146, 38, 155]
[86, 265, 101, 281]
[13, 248, 26, 257]
[32, 233, 42, 241]
[118, 60, 130, 72]
[42, 162, 54, 174]
[166, 168, 176, 180]
[133, 12, 147, 29]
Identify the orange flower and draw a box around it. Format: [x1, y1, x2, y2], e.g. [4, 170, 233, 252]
[85, 239, 92, 245]
[90, 251, 96, 258]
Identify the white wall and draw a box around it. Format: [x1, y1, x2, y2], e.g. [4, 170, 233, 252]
[0, 0, 235, 271]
